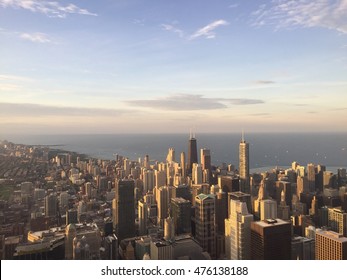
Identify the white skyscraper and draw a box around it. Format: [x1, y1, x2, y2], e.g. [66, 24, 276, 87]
[225, 199, 253, 260]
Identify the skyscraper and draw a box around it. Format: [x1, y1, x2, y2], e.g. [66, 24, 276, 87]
[195, 193, 216, 259]
[188, 132, 198, 175]
[225, 199, 253, 260]
[170, 197, 191, 234]
[113, 179, 135, 241]
[251, 219, 291, 260]
[239, 132, 249, 192]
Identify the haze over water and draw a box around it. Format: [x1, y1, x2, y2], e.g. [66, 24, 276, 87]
[3, 133, 347, 170]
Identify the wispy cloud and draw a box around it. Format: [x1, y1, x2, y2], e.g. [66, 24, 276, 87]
[190, 20, 229, 39]
[0, 0, 97, 18]
[251, 0, 347, 34]
[254, 80, 276, 85]
[20, 32, 51, 43]
[229, 4, 239, 9]
[0, 102, 126, 117]
[161, 24, 184, 38]
[124, 94, 264, 111]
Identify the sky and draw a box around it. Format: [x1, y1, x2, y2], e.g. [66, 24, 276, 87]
[0, 0, 347, 134]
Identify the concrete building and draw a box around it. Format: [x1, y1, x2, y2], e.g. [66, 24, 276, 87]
[194, 193, 216, 259]
[225, 199, 253, 260]
[251, 219, 291, 260]
[315, 229, 347, 260]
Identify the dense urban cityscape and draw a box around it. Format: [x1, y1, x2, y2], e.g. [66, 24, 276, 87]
[0, 134, 346, 260]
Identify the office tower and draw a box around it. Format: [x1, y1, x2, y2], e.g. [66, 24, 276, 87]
[164, 216, 175, 242]
[277, 190, 290, 220]
[187, 132, 198, 175]
[195, 193, 216, 259]
[192, 163, 203, 184]
[291, 236, 315, 260]
[275, 181, 292, 208]
[323, 171, 337, 188]
[138, 200, 148, 236]
[297, 176, 309, 197]
[113, 179, 135, 241]
[251, 219, 291, 260]
[200, 148, 211, 170]
[239, 132, 249, 191]
[155, 170, 166, 188]
[157, 186, 169, 226]
[218, 175, 240, 193]
[307, 163, 316, 193]
[260, 199, 277, 221]
[144, 155, 150, 169]
[66, 209, 78, 225]
[143, 169, 155, 193]
[225, 199, 253, 260]
[315, 229, 347, 260]
[170, 198, 191, 234]
[229, 191, 252, 217]
[215, 190, 228, 234]
[180, 152, 186, 181]
[328, 208, 347, 236]
[173, 184, 190, 201]
[44, 193, 57, 217]
[166, 148, 175, 162]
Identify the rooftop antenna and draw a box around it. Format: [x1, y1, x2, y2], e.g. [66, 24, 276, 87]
[241, 129, 245, 142]
[190, 128, 192, 139]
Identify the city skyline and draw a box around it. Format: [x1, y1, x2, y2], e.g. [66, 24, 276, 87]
[1, 0, 347, 134]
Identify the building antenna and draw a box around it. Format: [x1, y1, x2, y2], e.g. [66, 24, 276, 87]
[190, 128, 192, 139]
[241, 129, 245, 142]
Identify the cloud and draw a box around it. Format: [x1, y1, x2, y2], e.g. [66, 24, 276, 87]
[20, 32, 51, 43]
[124, 94, 264, 111]
[161, 24, 184, 38]
[0, 0, 97, 18]
[190, 20, 229, 39]
[229, 4, 239, 9]
[254, 80, 276, 84]
[0, 102, 126, 117]
[251, 0, 347, 34]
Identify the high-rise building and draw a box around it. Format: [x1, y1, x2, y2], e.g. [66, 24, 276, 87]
[195, 193, 216, 259]
[225, 199, 253, 260]
[113, 179, 135, 241]
[188, 132, 198, 175]
[277, 190, 290, 220]
[200, 148, 211, 181]
[260, 199, 277, 221]
[170, 197, 191, 234]
[180, 152, 186, 181]
[157, 186, 169, 226]
[138, 199, 148, 236]
[328, 208, 347, 237]
[315, 229, 347, 260]
[239, 132, 249, 192]
[166, 148, 175, 162]
[44, 193, 57, 217]
[251, 219, 291, 260]
[307, 163, 316, 193]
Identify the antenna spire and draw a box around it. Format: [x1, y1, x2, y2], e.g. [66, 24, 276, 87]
[241, 129, 245, 142]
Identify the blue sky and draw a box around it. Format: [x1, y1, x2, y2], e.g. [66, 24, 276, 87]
[0, 0, 347, 134]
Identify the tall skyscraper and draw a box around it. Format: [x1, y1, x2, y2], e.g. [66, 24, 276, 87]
[138, 199, 148, 236]
[225, 199, 253, 260]
[113, 179, 135, 241]
[239, 132, 249, 192]
[251, 219, 291, 260]
[200, 148, 211, 173]
[307, 163, 316, 193]
[195, 193, 216, 259]
[157, 186, 169, 226]
[315, 229, 347, 260]
[170, 197, 191, 234]
[180, 152, 186, 180]
[188, 132, 198, 175]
